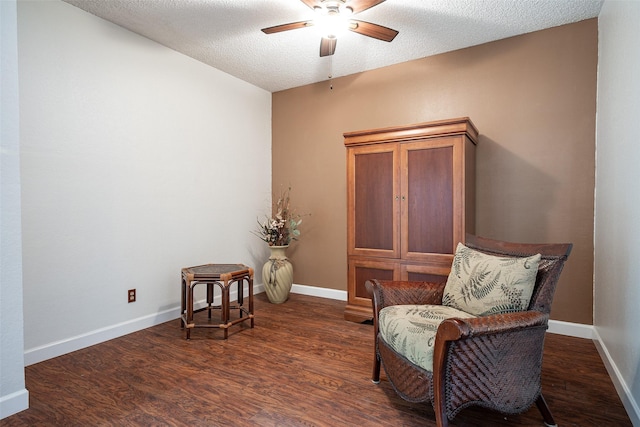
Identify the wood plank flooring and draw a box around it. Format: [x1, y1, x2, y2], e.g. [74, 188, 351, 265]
[2, 293, 632, 426]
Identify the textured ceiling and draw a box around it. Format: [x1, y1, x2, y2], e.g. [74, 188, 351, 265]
[62, 0, 603, 93]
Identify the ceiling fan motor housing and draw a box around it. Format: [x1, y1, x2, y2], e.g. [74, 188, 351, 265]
[315, 1, 353, 16]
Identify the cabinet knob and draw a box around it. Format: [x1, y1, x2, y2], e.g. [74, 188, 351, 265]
[395, 195, 399, 200]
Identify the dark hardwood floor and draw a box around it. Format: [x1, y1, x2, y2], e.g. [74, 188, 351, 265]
[2, 293, 632, 426]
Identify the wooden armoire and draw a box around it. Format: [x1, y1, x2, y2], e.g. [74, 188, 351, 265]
[344, 117, 478, 322]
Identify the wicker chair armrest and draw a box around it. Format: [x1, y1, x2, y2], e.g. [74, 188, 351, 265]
[365, 279, 446, 313]
[436, 310, 549, 342]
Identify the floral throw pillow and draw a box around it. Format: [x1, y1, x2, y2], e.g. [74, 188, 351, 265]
[442, 243, 541, 316]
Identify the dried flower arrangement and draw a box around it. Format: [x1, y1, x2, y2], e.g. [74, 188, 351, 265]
[253, 187, 304, 247]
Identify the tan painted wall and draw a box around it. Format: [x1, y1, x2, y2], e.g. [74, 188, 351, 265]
[272, 19, 597, 324]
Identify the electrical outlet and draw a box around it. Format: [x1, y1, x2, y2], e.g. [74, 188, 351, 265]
[128, 289, 136, 303]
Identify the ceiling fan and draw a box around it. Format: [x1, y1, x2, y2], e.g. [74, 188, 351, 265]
[261, 0, 399, 57]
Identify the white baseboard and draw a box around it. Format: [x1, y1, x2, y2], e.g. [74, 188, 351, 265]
[290, 285, 597, 340]
[0, 388, 29, 420]
[23, 306, 181, 366]
[291, 283, 347, 301]
[24, 284, 261, 366]
[547, 319, 594, 339]
[22, 283, 594, 366]
[592, 328, 640, 426]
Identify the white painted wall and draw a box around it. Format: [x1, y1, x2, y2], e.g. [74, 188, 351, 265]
[17, 1, 271, 363]
[1, 0, 29, 419]
[594, 0, 640, 424]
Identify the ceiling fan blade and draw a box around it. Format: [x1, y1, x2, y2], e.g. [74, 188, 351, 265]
[346, 0, 387, 14]
[261, 21, 313, 34]
[299, 0, 320, 9]
[349, 19, 398, 42]
[320, 37, 337, 57]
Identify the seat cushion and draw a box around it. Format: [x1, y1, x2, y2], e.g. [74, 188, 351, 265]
[379, 304, 476, 372]
[442, 243, 541, 316]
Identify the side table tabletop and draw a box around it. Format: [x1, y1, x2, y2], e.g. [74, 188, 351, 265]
[180, 263, 254, 339]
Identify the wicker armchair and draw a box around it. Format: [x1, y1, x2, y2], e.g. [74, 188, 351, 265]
[366, 234, 572, 427]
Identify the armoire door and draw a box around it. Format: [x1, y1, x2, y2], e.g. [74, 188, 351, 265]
[347, 143, 400, 259]
[400, 137, 464, 264]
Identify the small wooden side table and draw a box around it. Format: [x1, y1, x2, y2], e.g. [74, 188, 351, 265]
[180, 263, 254, 339]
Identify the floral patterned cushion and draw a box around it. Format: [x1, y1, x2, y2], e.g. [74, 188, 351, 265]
[379, 304, 476, 372]
[442, 243, 541, 316]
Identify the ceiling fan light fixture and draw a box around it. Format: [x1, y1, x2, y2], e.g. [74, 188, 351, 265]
[313, 2, 351, 38]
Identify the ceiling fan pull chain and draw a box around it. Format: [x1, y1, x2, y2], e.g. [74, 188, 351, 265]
[328, 55, 333, 90]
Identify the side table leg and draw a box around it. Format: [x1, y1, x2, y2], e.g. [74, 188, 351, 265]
[180, 277, 186, 329]
[186, 282, 195, 340]
[207, 282, 213, 319]
[248, 270, 254, 328]
[223, 278, 231, 340]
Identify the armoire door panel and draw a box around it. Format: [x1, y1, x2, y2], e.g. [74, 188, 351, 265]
[405, 144, 454, 255]
[355, 152, 394, 250]
[406, 271, 449, 283]
[402, 262, 452, 284]
[346, 258, 399, 322]
[347, 144, 400, 258]
[354, 265, 395, 300]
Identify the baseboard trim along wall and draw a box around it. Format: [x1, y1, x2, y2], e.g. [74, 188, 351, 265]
[547, 318, 594, 339]
[23, 283, 263, 366]
[0, 389, 29, 420]
[593, 328, 640, 426]
[292, 284, 597, 339]
[23, 283, 591, 365]
[24, 284, 594, 366]
[22, 284, 636, 423]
